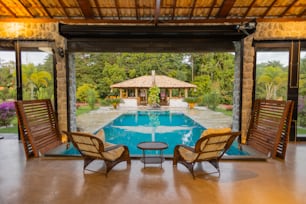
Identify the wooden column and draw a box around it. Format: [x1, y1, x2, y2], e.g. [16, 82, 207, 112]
[119, 89, 123, 98]
[135, 88, 138, 97]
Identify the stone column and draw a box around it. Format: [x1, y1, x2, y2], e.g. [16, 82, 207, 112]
[68, 53, 77, 131]
[232, 41, 241, 132]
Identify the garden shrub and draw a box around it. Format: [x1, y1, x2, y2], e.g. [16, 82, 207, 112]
[203, 92, 221, 110]
[0, 101, 15, 127]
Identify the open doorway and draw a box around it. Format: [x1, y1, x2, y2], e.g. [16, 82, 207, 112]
[73, 52, 236, 132]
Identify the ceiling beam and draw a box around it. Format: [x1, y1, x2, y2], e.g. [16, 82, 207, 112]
[37, 0, 51, 18]
[1, 16, 304, 24]
[298, 7, 305, 17]
[262, 0, 277, 18]
[154, 0, 161, 26]
[76, 0, 94, 18]
[93, 0, 103, 19]
[243, 0, 256, 18]
[171, 0, 177, 20]
[59, 24, 249, 40]
[17, 0, 33, 17]
[189, 0, 197, 19]
[207, 0, 217, 19]
[135, 0, 140, 20]
[58, 0, 69, 17]
[114, 0, 121, 20]
[0, 0, 16, 17]
[217, 0, 236, 18]
[280, 0, 297, 17]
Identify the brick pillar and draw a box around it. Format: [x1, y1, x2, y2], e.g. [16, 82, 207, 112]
[241, 36, 255, 142]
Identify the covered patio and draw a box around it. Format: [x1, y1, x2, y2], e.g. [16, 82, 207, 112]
[0, 0, 305, 203]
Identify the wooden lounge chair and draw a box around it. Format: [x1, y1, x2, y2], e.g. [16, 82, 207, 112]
[15, 99, 62, 159]
[173, 129, 241, 179]
[242, 99, 294, 159]
[63, 131, 131, 176]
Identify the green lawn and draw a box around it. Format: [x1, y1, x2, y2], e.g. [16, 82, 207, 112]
[0, 126, 18, 133]
[297, 127, 306, 134]
[76, 105, 99, 116]
[215, 107, 233, 117]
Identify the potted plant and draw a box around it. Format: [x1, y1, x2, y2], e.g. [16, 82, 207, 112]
[183, 97, 198, 109]
[107, 98, 122, 109]
[148, 85, 160, 108]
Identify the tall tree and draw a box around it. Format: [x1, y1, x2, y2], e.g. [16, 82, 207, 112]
[256, 64, 287, 100]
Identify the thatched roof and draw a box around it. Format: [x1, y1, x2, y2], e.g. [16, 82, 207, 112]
[111, 75, 196, 89]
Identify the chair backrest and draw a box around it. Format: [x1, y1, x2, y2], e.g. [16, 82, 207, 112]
[15, 99, 62, 159]
[65, 132, 105, 158]
[246, 99, 294, 159]
[195, 132, 240, 161]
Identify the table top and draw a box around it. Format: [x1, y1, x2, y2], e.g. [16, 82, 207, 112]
[137, 142, 168, 150]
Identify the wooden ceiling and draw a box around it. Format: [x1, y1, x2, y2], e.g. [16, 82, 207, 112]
[0, 0, 305, 25]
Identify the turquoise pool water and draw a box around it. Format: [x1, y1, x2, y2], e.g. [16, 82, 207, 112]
[49, 110, 248, 157]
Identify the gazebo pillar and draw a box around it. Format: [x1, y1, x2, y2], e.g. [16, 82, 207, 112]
[119, 89, 124, 98]
[169, 89, 172, 98]
[184, 88, 188, 98]
[135, 88, 138, 97]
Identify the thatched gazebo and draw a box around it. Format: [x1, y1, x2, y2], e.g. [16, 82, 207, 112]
[110, 71, 196, 107]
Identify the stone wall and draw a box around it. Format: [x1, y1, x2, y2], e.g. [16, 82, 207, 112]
[0, 22, 68, 131]
[241, 20, 306, 141]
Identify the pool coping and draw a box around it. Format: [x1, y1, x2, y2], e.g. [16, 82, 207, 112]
[43, 142, 269, 161]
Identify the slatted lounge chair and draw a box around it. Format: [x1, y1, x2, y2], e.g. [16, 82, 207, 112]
[242, 99, 294, 159]
[173, 128, 241, 179]
[63, 131, 131, 176]
[15, 99, 62, 159]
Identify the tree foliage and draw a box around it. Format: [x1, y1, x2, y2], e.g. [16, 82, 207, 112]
[256, 61, 287, 100]
[74, 52, 235, 105]
[148, 85, 160, 107]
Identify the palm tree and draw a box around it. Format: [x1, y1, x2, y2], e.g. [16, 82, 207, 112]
[22, 63, 52, 99]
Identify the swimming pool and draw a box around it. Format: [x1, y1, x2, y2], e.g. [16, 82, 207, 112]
[45, 110, 249, 157]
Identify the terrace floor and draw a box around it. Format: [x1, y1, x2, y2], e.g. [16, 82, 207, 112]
[0, 139, 306, 204]
[1, 106, 306, 204]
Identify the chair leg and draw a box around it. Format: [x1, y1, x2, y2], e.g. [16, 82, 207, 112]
[209, 159, 220, 176]
[104, 147, 131, 176]
[83, 157, 95, 171]
[173, 145, 180, 165]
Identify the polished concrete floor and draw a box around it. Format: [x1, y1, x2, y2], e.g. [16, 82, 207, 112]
[0, 139, 306, 204]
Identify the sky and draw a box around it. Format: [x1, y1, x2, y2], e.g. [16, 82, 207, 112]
[256, 51, 291, 66]
[0, 51, 48, 65]
[0, 50, 305, 67]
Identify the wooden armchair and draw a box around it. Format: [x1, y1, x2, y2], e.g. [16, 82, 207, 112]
[173, 129, 241, 179]
[243, 99, 294, 159]
[64, 131, 131, 176]
[15, 99, 62, 159]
